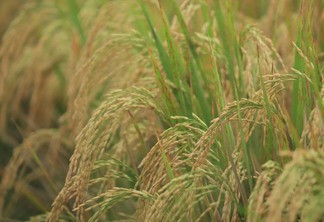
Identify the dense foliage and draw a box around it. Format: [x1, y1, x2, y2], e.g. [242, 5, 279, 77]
[0, 0, 323, 221]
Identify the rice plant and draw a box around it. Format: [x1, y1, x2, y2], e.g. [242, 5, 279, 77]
[0, 0, 323, 221]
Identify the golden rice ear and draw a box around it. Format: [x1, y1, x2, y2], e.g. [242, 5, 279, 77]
[0, 3, 73, 143]
[248, 151, 324, 222]
[265, 150, 324, 222]
[66, 34, 152, 136]
[247, 161, 282, 222]
[47, 85, 167, 221]
[0, 129, 71, 219]
[301, 88, 324, 150]
[65, 1, 142, 136]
